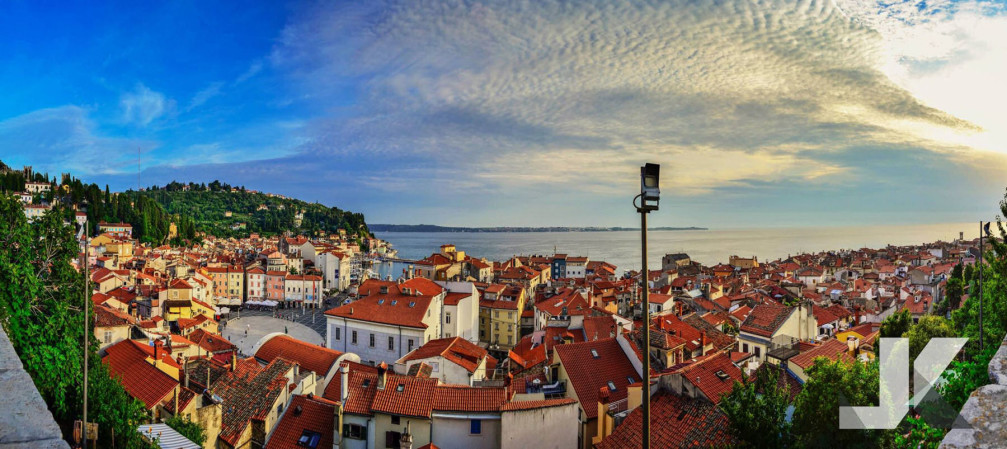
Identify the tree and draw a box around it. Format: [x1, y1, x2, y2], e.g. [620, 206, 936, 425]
[719, 367, 791, 448]
[164, 414, 207, 446]
[0, 194, 150, 448]
[881, 309, 912, 339]
[792, 358, 883, 448]
[888, 415, 946, 449]
[904, 315, 957, 367]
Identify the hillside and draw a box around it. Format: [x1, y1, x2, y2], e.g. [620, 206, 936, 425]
[0, 162, 199, 245]
[136, 180, 370, 241]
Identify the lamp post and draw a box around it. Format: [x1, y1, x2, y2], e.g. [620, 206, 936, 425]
[634, 163, 659, 449]
[979, 221, 991, 353]
[78, 201, 90, 449]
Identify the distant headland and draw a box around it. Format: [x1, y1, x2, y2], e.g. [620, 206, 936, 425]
[369, 224, 708, 233]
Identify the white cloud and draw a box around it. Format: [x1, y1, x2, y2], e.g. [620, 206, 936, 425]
[186, 82, 224, 111]
[120, 83, 170, 126]
[0, 106, 155, 175]
[269, 0, 995, 197]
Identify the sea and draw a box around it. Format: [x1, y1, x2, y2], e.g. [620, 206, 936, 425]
[372, 222, 979, 275]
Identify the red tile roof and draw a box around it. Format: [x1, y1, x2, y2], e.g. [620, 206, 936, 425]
[325, 278, 442, 329]
[322, 362, 381, 415]
[790, 338, 854, 370]
[401, 337, 489, 374]
[255, 334, 344, 377]
[674, 352, 743, 404]
[371, 374, 439, 418]
[264, 395, 335, 449]
[432, 385, 507, 412]
[102, 340, 178, 409]
[554, 338, 639, 419]
[215, 358, 295, 446]
[594, 392, 736, 448]
[187, 329, 237, 354]
[499, 398, 578, 411]
[95, 304, 135, 327]
[740, 304, 793, 337]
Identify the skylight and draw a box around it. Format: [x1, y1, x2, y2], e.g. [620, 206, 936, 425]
[391, 300, 398, 305]
[362, 379, 371, 388]
[590, 349, 599, 359]
[607, 381, 616, 391]
[396, 383, 405, 392]
[627, 376, 635, 384]
[409, 301, 416, 307]
[298, 430, 322, 448]
[377, 299, 385, 305]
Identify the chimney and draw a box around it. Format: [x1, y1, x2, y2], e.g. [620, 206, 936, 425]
[377, 362, 388, 390]
[231, 351, 237, 371]
[340, 364, 349, 403]
[184, 358, 189, 389]
[700, 332, 707, 356]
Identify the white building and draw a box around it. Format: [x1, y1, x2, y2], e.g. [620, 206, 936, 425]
[437, 281, 480, 343]
[325, 278, 445, 366]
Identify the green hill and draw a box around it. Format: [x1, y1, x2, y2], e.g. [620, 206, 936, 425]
[136, 180, 370, 241]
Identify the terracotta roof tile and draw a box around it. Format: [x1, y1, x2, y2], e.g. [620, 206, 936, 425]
[595, 392, 735, 448]
[264, 395, 335, 449]
[554, 338, 639, 419]
[255, 334, 343, 377]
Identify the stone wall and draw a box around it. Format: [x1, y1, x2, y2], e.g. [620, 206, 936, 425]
[940, 336, 1007, 448]
[0, 327, 70, 448]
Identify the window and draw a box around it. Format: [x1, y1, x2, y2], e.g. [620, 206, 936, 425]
[470, 419, 482, 434]
[391, 415, 400, 425]
[627, 376, 636, 384]
[277, 403, 284, 415]
[742, 343, 748, 353]
[507, 335, 513, 345]
[607, 381, 617, 391]
[591, 349, 600, 359]
[103, 331, 113, 343]
[385, 431, 402, 448]
[362, 379, 371, 388]
[343, 424, 366, 440]
[351, 331, 357, 345]
[754, 346, 761, 359]
[395, 383, 405, 392]
[298, 430, 322, 448]
[408, 339, 415, 352]
[508, 312, 514, 319]
[335, 328, 341, 341]
[431, 362, 439, 372]
[446, 313, 451, 324]
[370, 333, 375, 348]
[388, 336, 395, 351]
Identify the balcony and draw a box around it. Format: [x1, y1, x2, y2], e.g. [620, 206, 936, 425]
[525, 379, 566, 397]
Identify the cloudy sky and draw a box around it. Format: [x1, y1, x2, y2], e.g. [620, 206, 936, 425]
[1, 0, 1005, 228]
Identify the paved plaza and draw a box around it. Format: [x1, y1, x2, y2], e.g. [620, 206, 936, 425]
[221, 307, 330, 356]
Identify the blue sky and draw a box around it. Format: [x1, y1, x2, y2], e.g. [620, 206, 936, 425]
[2, 0, 1007, 228]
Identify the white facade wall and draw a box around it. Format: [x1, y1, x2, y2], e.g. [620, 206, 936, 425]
[500, 404, 579, 449]
[431, 414, 501, 449]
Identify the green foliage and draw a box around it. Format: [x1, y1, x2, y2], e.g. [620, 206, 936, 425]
[0, 194, 150, 448]
[164, 414, 207, 446]
[719, 367, 792, 448]
[888, 416, 946, 449]
[905, 315, 956, 366]
[136, 181, 370, 240]
[792, 358, 883, 449]
[880, 309, 912, 339]
[938, 343, 996, 411]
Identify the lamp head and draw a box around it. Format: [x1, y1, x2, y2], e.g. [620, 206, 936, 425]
[640, 163, 660, 211]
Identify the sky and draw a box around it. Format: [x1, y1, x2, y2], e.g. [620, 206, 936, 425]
[1, 0, 1006, 228]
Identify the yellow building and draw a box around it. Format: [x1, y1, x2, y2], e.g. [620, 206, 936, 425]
[479, 286, 526, 350]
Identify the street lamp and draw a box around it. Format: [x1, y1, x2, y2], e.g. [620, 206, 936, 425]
[77, 200, 90, 449]
[979, 221, 992, 353]
[633, 163, 659, 449]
